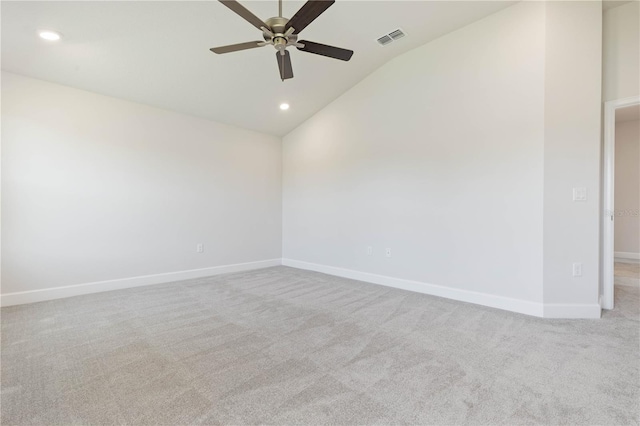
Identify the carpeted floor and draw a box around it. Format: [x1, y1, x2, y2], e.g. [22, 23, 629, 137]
[2, 266, 639, 425]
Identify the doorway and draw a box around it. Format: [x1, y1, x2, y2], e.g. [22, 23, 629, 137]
[602, 96, 640, 310]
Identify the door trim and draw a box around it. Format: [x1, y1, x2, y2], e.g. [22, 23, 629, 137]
[602, 96, 640, 310]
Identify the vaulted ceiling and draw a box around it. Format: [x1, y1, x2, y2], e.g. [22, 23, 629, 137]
[2, 1, 517, 136]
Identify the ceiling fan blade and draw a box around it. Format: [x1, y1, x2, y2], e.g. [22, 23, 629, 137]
[297, 40, 353, 61]
[219, 0, 269, 31]
[210, 41, 265, 54]
[277, 51, 294, 81]
[284, 0, 335, 34]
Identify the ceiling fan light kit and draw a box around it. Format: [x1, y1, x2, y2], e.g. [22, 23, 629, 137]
[211, 0, 353, 81]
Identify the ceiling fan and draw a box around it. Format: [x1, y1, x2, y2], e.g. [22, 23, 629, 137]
[211, 0, 353, 81]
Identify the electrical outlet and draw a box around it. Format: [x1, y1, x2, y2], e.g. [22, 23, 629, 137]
[366, 246, 373, 256]
[196, 243, 204, 253]
[385, 248, 392, 258]
[572, 187, 587, 201]
[572, 262, 582, 277]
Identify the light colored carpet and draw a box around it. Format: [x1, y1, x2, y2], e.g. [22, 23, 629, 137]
[2, 266, 639, 425]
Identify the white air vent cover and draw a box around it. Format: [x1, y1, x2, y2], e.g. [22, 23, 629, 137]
[376, 28, 406, 46]
[376, 35, 393, 46]
[389, 29, 406, 40]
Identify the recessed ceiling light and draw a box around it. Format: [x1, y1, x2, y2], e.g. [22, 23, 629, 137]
[38, 30, 62, 41]
[279, 103, 290, 111]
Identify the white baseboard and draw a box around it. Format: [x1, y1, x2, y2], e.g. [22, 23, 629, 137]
[282, 258, 545, 317]
[614, 251, 640, 261]
[543, 303, 601, 319]
[1, 259, 282, 307]
[3, 258, 603, 319]
[282, 259, 602, 319]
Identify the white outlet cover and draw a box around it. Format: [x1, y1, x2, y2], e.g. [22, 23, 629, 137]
[572, 187, 587, 201]
[572, 262, 582, 277]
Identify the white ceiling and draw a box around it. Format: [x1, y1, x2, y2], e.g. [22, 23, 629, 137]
[2, 1, 517, 136]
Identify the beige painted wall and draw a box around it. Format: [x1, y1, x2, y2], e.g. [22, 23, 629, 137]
[603, 1, 640, 101]
[614, 119, 640, 255]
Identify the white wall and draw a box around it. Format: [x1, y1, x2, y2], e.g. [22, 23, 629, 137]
[614, 119, 640, 255]
[603, 1, 640, 101]
[2, 72, 282, 299]
[283, 1, 604, 317]
[2, 2, 607, 317]
[283, 2, 546, 307]
[542, 1, 602, 310]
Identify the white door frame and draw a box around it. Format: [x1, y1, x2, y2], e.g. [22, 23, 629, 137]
[602, 95, 640, 310]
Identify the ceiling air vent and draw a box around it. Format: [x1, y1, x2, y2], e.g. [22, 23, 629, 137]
[376, 28, 406, 46]
[389, 29, 406, 40]
[376, 35, 393, 46]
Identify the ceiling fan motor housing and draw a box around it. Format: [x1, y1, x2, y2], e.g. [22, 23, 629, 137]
[264, 16, 298, 49]
[273, 37, 287, 52]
